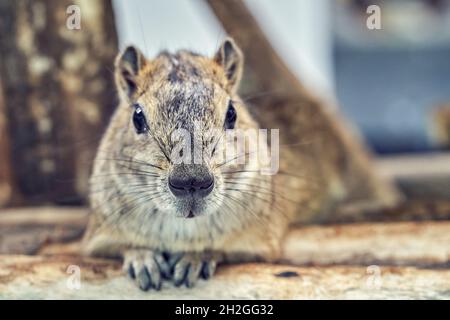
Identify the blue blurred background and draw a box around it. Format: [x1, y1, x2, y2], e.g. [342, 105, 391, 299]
[334, 0, 450, 154]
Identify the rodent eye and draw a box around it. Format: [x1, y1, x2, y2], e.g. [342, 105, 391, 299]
[132, 104, 149, 134]
[224, 101, 237, 130]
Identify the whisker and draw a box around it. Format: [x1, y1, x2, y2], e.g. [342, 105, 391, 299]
[221, 168, 319, 183]
[89, 182, 160, 195]
[224, 185, 305, 206]
[95, 157, 164, 171]
[220, 192, 261, 222]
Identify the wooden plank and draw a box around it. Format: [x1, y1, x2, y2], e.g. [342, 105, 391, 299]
[0, 207, 449, 299]
[283, 221, 450, 267]
[2, 204, 450, 255]
[0, 207, 88, 226]
[1, 206, 449, 267]
[0, 255, 448, 299]
[0, 207, 88, 254]
[376, 153, 450, 199]
[377, 153, 450, 178]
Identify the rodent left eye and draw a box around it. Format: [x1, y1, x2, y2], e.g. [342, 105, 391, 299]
[132, 104, 149, 134]
[224, 101, 237, 130]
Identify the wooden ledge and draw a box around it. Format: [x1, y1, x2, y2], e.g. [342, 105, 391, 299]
[0, 207, 449, 299]
[0, 255, 449, 299]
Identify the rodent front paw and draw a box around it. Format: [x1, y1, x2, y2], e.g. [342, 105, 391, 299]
[122, 249, 170, 291]
[168, 252, 217, 288]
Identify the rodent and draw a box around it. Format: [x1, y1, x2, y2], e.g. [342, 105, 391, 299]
[82, 38, 396, 290]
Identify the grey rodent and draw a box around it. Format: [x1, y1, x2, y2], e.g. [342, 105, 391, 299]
[82, 38, 398, 291]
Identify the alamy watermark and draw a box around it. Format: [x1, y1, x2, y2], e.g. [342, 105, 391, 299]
[66, 264, 81, 290]
[168, 123, 280, 175]
[66, 5, 81, 30]
[366, 5, 381, 30]
[366, 265, 382, 290]
[66, 4, 381, 31]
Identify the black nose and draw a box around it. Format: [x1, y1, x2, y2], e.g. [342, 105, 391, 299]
[168, 174, 214, 198]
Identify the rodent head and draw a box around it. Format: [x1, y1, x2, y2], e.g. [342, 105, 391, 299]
[110, 38, 268, 219]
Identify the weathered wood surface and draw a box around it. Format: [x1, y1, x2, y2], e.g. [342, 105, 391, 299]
[0, 255, 449, 299]
[30, 219, 450, 269]
[0, 206, 449, 298]
[377, 153, 450, 200]
[0, 207, 87, 254]
[283, 221, 450, 267]
[0, 0, 118, 207]
[1, 205, 450, 255]
[327, 199, 450, 224]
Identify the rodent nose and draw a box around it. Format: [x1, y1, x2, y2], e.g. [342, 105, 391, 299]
[168, 174, 214, 198]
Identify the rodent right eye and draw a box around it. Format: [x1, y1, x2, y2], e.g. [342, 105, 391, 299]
[132, 104, 149, 134]
[224, 101, 237, 130]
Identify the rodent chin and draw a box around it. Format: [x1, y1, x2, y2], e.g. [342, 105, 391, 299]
[173, 197, 211, 219]
[186, 211, 195, 219]
[176, 209, 204, 219]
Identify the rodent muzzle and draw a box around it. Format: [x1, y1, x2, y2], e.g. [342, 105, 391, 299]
[168, 164, 214, 198]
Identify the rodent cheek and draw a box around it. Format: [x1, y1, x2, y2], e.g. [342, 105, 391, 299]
[211, 172, 224, 193]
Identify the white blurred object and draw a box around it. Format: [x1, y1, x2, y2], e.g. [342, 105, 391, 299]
[244, 0, 334, 95]
[112, 0, 225, 57]
[112, 0, 334, 96]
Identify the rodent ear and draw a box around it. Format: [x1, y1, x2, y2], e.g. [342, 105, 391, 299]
[115, 46, 147, 100]
[214, 38, 244, 93]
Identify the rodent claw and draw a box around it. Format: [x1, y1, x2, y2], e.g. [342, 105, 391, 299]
[127, 264, 135, 279]
[123, 249, 164, 291]
[123, 250, 217, 290]
[137, 267, 152, 291]
[201, 260, 216, 280]
[154, 253, 171, 280]
[172, 253, 216, 288]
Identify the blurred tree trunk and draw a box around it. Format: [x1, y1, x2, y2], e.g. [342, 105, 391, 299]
[0, 79, 17, 207]
[0, 0, 118, 207]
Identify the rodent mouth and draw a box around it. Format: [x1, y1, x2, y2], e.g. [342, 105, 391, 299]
[172, 187, 211, 219]
[177, 202, 204, 219]
[186, 210, 195, 219]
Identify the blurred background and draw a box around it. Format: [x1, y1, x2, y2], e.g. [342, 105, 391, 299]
[0, 0, 449, 208]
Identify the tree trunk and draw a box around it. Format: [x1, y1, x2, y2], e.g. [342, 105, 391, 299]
[0, 0, 118, 207]
[0, 79, 17, 207]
